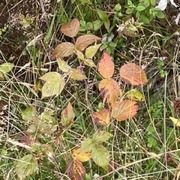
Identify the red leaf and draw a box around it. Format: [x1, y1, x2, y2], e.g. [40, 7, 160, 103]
[52, 42, 75, 59]
[92, 108, 111, 126]
[99, 78, 121, 107]
[61, 102, 75, 127]
[75, 35, 101, 51]
[98, 51, 114, 79]
[119, 63, 148, 86]
[66, 160, 86, 180]
[60, 18, 80, 38]
[112, 100, 138, 121]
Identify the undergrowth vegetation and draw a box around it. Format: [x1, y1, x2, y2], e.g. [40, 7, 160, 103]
[0, 0, 180, 179]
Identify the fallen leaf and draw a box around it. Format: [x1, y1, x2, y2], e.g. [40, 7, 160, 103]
[57, 58, 71, 73]
[169, 117, 180, 127]
[72, 147, 91, 162]
[92, 108, 111, 126]
[40, 72, 65, 98]
[61, 102, 75, 127]
[98, 51, 114, 79]
[66, 160, 86, 180]
[69, 68, 87, 81]
[99, 78, 121, 106]
[52, 42, 75, 59]
[75, 34, 101, 51]
[112, 100, 138, 121]
[85, 44, 101, 59]
[126, 89, 145, 101]
[60, 18, 80, 37]
[119, 63, 147, 86]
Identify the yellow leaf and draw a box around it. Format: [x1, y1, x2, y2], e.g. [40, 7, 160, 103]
[57, 58, 71, 73]
[72, 147, 91, 162]
[40, 72, 65, 98]
[169, 117, 180, 127]
[76, 50, 85, 61]
[69, 68, 87, 81]
[85, 44, 101, 59]
[76, 50, 96, 67]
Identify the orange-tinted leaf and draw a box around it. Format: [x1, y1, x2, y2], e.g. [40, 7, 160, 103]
[112, 100, 138, 121]
[61, 102, 75, 127]
[72, 147, 91, 162]
[75, 35, 101, 51]
[60, 18, 80, 38]
[92, 108, 110, 126]
[66, 160, 86, 180]
[98, 51, 114, 79]
[99, 78, 121, 106]
[69, 68, 87, 81]
[52, 42, 75, 59]
[119, 63, 147, 86]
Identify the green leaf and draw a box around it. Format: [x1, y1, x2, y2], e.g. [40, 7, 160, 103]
[40, 72, 65, 98]
[126, 8, 134, 14]
[37, 111, 57, 135]
[97, 9, 110, 30]
[136, 5, 146, 11]
[114, 4, 121, 12]
[155, 10, 165, 19]
[0, 62, 14, 73]
[80, 138, 95, 153]
[150, 0, 156, 6]
[126, 89, 145, 101]
[21, 106, 36, 122]
[93, 20, 103, 31]
[91, 145, 110, 170]
[15, 154, 38, 180]
[85, 44, 101, 59]
[93, 131, 112, 143]
[0, 62, 14, 79]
